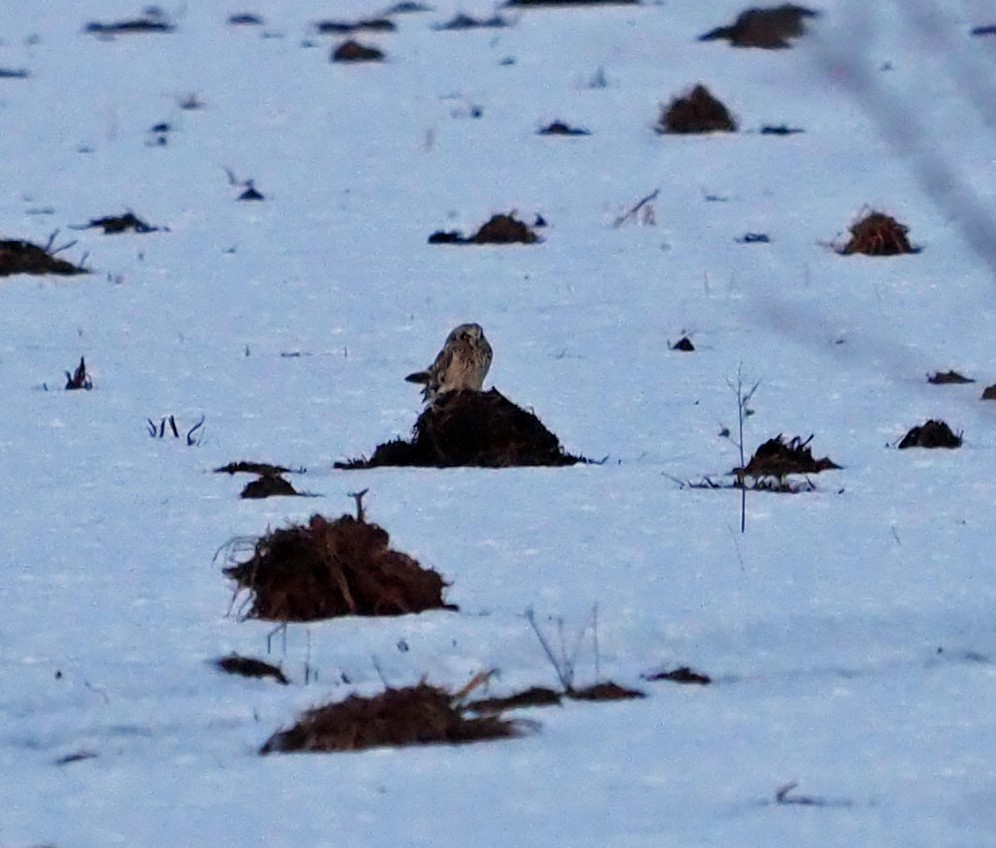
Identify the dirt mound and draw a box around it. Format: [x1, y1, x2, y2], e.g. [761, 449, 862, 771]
[467, 686, 564, 714]
[699, 4, 818, 48]
[670, 336, 695, 351]
[897, 420, 962, 449]
[657, 84, 737, 134]
[260, 683, 522, 753]
[538, 121, 591, 136]
[215, 654, 289, 684]
[429, 213, 542, 245]
[240, 475, 299, 498]
[982, 384, 996, 400]
[223, 513, 454, 621]
[566, 682, 645, 701]
[331, 40, 384, 62]
[837, 211, 918, 255]
[0, 238, 87, 278]
[928, 370, 974, 384]
[336, 388, 586, 468]
[736, 434, 841, 480]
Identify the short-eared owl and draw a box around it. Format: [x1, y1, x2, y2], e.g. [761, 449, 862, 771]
[405, 323, 493, 402]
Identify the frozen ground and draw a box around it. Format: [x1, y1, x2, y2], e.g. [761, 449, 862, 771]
[1, 1, 994, 845]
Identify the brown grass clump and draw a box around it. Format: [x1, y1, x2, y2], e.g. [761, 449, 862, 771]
[837, 211, 918, 255]
[429, 213, 542, 245]
[657, 84, 737, 134]
[507, 0, 638, 6]
[670, 336, 695, 351]
[215, 461, 294, 476]
[336, 388, 586, 469]
[467, 686, 564, 714]
[64, 357, 92, 390]
[897, 420, 962, 449]
[927, 370, 974, 384]
[699, 4, 819, 48]
[642, 666, 712, 685]
[982, 384, 996, 400]
[260, 683, 522, 754]
[565, 682, 645, 701]
[538, 121, 591, 136]
[223, 513, 454, 621]
[331, 40, 385, 62]
[240, 475, 299, 499]
[0, 238, 88, 277]
[736, 434, 841, 480]
[433, 13, 509, 30]
[316, 18, 396, 34]
[85, 10, 176, 35]
[82, 212, 159, 234]
[215, 654, 289, 684]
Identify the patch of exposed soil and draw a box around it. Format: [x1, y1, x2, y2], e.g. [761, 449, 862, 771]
[315, 18, 396, 34]
[642, 666, 712, 685]
[260, 683, 522, 753]
[214, 461, 295, 476]
[928, 370, 974, 384]
[429, 213, 542, 245]
[215, 654, 289, 684]
[837, 210, 919, 255]
[85, 10, 176, 35]
[736, 434, 841, 480]
[223, 513, 454, 621]
[657, 84, 737, 134]
[467, 687, 564, 714]
[331, 39, 385, 61]
[699, 4, 818, 48]
[897, 420, 962, 449]
[566, 682, 646, 701]
[0, 238, 88, 277]
[538, 120, 591, 136]
[336, 388, 586, 468]
[240, 475, 299, 499]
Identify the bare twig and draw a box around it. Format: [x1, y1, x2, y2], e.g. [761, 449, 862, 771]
[613, 189, 659, 228]
[349, 488, 370, 522]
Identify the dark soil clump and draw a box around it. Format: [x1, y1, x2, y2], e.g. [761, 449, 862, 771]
[643, 665, 712, 685]
[838, 211, 919, 255]
[467, 687, 564, 714]
[240, 475, 299, 499]
[81, 212, 159, 234]
[65, 357, 92, 390]
[228, 13, 264, 25]
[737, 434, 841, 480]
[566, 682, 646, 701]
[657, 84, 737, 134]
[0, 68, 30, 79]
[215, 460, 294, 476]
[897, 420, 962, 449]
[0, 238, 88, 277]
[316, 18, 396, 34]
[336, 388, 586, 468]
[670, 337, 695, 351]
[928, 370, 974, 384]
[223, 513, 453, 621]
[216, 654, 289, 684]
[982, 384, 996, 400]
[260, 683, 522, 753]
[538, 121, 591, 136]
[699, 4, 819, 48]
[970, 25, 996, 36]
[429, 213, 542, 245]
[433, 13, 509, 29]
[85, 10, 176, 35]
[507, 0, 638, 6]
[331, 39, 385, 61]
[760, 124, 804, 135]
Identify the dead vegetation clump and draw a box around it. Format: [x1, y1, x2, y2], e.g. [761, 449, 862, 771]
[466, 686, 564, 714]
[335, 388, 586, 469]
[228, 13, 264, 25]
[0, 68, 30, 79]
[331, 40, 385, 62]
[65, 357, 92, 390]
[564, 682, 645, 701]
[736, 434, 841, 480]
[433, 13, 509, 30]
[538, 120, 591, 136]
[670, 336, 695, 351]
[79, 212, 160, 234]
[429, 213, 542, 245]
[699, 4, 819, 48]
[315, 18, 396, 34]
[982, 384, 996, 400]
[897, 420, 962, 449]
[260, 683, 523, 754]
[837, 211, 919, 255]
[642, 666, 712, 685]
[240, 475, 300, 498]
[927, 370, 974, 384]
[507, 0, 638, 6]
[223, 511, 454, 621]
[214, 460, 294, 476]
[215, 654, 289, 684]
[0, 236, 88, 278]
[657, 84, 737, 134]
[85, 9, 176, 35]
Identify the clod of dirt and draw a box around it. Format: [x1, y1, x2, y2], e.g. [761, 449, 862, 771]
[215, 654, 289, 684]
[0, 238, 88, 277]
[315, 18, 396, 33]
[642, 666, 712, 685]
[565, 682, 646, 701]
[434, 13, 510, 29]
[736, 434, 841, 479]
[240, 475, 299, 499]
[215, 460, 294, 476]
[336, 388, 587, 469]
[737, 232, 770, 244]
[760, 124, 804, 135]
[837, 211, 919, 255]
[982, 384, 996, 400]
[81, 212, 159, 234]
[385, 2, 434, 12]
[223, 512, 454, 621]
[657, 84, 737, 134]
[670, 337, 695, 351]
[428, 213, 542, 245]
[65, 356, 92, 390]
[897, 420, 962, 449]
[699, 4, 818, 48]
[970, 25, 996, 36]
[927, 370, 974, 384]
[0, 68, 30, 79]
[467, 686, 564, 714]
[238, 181, 265, 201]
[538, 121, 591, 136]
[85, 9, 176, 35]
[331, 39, 385, 61]
[228, 13, 264, 25]
[261, 683, 523, 754]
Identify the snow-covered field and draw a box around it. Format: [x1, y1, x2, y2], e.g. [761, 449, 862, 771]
[2, 1, 995, 845]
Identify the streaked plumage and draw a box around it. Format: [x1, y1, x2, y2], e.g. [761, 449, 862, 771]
[405, 323, 493, 403]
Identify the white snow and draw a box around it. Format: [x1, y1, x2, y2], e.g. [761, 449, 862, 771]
[1, 0, 995, 845]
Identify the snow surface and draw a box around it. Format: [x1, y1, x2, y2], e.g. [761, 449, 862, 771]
[1, 0, 995, 845]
